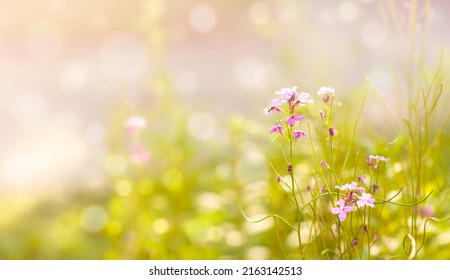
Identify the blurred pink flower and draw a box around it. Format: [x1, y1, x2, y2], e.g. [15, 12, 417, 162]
[295, 92, 314, 105]
[318, 87, 334, 103]
[269, 123, 283, 135]
[367, 155, 390, 169]
[329, 127, 336, 137]
[331, 199, 355, 221]
[130, 148, 150, 165]
[286, 114, 304, 126]
[351, 237, 359, 248]
[125, 116, 147, 134]
[372, 184, 379, 193]
[368, 155, 390, 162]
[357, 192, 375, 208]
[264, 99, 283, 115]
[320, 160, 330, 169]
[320, 111, 326, 120]
[421, 205, 435, 218]
[293, 130, 306, 142]
[335, 181, 363, 192]
[276, 86, 298, 101]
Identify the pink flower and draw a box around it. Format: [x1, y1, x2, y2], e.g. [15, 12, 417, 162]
[421, 205, 435, 218]
[368, 155, 390, 162]
[367, 155, 390, 169]
[320, 160, 330, 169]
[331, 199, 355, 221]
[264, 99, 283, 115]
[377, 156, 390, 162]
[295, 92, 314, 105]
[125, 116, 147, 134]
[351, 238, 359, 248]
[276, 86, 298, 101]
[130, 148, 151, 164]
[318, 87, 334, 103]
[320, 111, 326, 120]
[293, 130, 306, 142]
[335, 181, 363, 192]
[329, 127, 337, 137]
[269, 123, 283, 135]
[286, 114, 304, 126]
[287, 163, 292, 173]
[357, 175, 366, 184]
[372, 184, 379, 193]
[356, 192, 375, 208]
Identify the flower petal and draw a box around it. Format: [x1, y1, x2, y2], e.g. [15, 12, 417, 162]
[338, 211, 348, 221]
[331, 207, 341, 214]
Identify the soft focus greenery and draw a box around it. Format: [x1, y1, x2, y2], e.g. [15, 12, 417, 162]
[0, 0, 449, 259]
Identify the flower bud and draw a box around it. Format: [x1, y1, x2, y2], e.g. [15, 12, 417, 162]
[372, 184, 379, 193]
[351, 238, 359, 248]
[320, 111, 326, 120]
[329, 127, 336, 137]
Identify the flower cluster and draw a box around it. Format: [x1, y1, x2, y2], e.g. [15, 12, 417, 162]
[367, 154, 390, 170]
[317, 86, 335, 103]
[316, 86, 337, 139]
[264, 86, 312, 141]
[331, 181, 375, 221]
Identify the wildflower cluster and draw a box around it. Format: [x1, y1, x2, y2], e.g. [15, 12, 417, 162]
[316, 86, 337, 138]
[331, 182, 375, 221]
[264, 86, 312, 141]
[367, 155, 390, 170]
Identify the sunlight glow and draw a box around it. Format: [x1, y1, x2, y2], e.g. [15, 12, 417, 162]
[24, 18, 65, 62]
[189, 4, 218, 34]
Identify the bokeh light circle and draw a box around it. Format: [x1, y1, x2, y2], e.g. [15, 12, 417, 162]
[81, 205, 108, 233]
[2, 155, 35, 187]
[187, 112, 216, 140]
[99, 32, 148, 82]
[189, 5, 218, 34]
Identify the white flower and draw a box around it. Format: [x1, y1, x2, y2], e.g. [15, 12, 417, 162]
[317, 86, 335, 95]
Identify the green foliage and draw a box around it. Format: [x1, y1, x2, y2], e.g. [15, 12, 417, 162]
[0, 0, 448, 260]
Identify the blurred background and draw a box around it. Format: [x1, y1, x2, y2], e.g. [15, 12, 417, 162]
[0, 0, 449, 259]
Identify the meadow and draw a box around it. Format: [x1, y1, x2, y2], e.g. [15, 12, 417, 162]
[0, 0, 449, 260]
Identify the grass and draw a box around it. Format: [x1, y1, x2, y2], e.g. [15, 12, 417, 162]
[0, 0, 449, 260]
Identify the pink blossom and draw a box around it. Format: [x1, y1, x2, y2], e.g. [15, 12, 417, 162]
[269, 123, 283, 135]
[276, 86, 298, 101]
[125, 116, 147, 134]
[130, 148, 150, 164]
[320, 160, 330, 169]
[356, 192, 375, 208]
[264, 99, 283, 115]
[372, 184, 379, 193]
[335, 181, 363, 192]
[293, 130, 306, 142]
[320, 111, 326, 120]
[421, 205, 435, 218]
[351, 238, 359, 248]
[329, 127, 337, 137]
[287, 163, 292, 173]
[295, 92, 314, 105]
[367, 155, 390, 169]
[368, 155, 390, 162]
[331, 199, 355, 221]
[286, 114, 304, 126]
